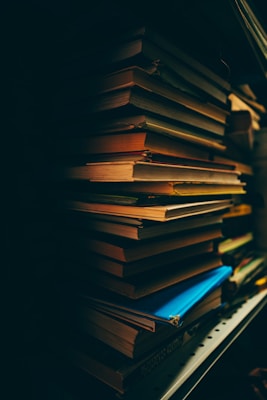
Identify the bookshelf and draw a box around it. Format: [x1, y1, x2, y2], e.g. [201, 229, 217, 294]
[8, 1, 267, 399]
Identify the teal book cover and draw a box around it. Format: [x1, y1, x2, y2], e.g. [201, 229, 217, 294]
[82, 265, 233, 329]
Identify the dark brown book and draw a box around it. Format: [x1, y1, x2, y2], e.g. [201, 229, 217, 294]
[86, 112, 227, 151]
[71, 287, 222, 358]
[65, 212, 223, 241]
[55, 131, 213, 161]
[81, 253, 223, 299]
[60, 224, 223, 262]
[69, 241, 215, 278]
[56, 327, 185, 394]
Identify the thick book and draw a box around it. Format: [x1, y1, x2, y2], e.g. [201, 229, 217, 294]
[86, 181, 246, 197]
[67, 212, 223, 240]
[87, 86, 226, 137]
[55, 130, 212, 161]
[57, 316, 212, 395]
[71, 241, 215, 278]
[78, 265, 232, 330]
[63, 198, 232, 222]
[82, 253, 223, 299]
[88, 66, 230, 125]
[88, 112, 227, 152]
[62, 160, 242, 184]
[61, 224, 223, 262]
[73, 287, 222, 358]
[226, 110, 255, 150]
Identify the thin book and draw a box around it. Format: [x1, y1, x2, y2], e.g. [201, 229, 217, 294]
[63, 198, 232, 222]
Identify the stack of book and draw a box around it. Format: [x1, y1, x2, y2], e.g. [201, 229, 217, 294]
[50, 24, 255, 396]
[212, 90, 267, 301]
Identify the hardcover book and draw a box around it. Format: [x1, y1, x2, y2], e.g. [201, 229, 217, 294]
[63, 211, 223, 240]
[60, 224, 223, 262]
[61, 161, 242, 184]
[85, 181, 246, 197]
[78, 265, 232, 330]
[87, 112, 227, 151]
[72, 287, 222, 358]
[82, 252, 223, 299]
[63, 198, 232, 222]
[69, 240, 215, 278]
[87, 86, 227, 137]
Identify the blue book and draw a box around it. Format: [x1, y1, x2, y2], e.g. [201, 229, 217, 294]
[81, 265, 232, 331]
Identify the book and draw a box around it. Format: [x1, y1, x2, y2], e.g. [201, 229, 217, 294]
[80, 252, 223, 299]
[61, 160, 242, 184]
[211, 154, 253, 176]
[226, 110, 255, 150]
[72, 287, 222, 358]
[70, 240, 215, 278]
[86, 112, 227, 152]
[64, 212, 223, 241]
[90, 26, 230, 105]
[220, 241, 254, 268]
[61, 224, 223, 263]
[54, 130, 212, 161]
[88, 66, 230, 124]
[63, 198, 233, 222]
[223, 256, 266, 298]
[87, 86, 227, 137]
[84, 181, 246, 197]
[216, 231, 254, 254]
[56, 317, 207, 395]
[78, 265, 232, 330]
[228, 92, 261, 130]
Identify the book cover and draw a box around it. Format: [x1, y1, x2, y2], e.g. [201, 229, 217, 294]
[79, 265, 232, 329]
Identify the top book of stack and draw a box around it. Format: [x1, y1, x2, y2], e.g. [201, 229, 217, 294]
[61, 25, 231, 109]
